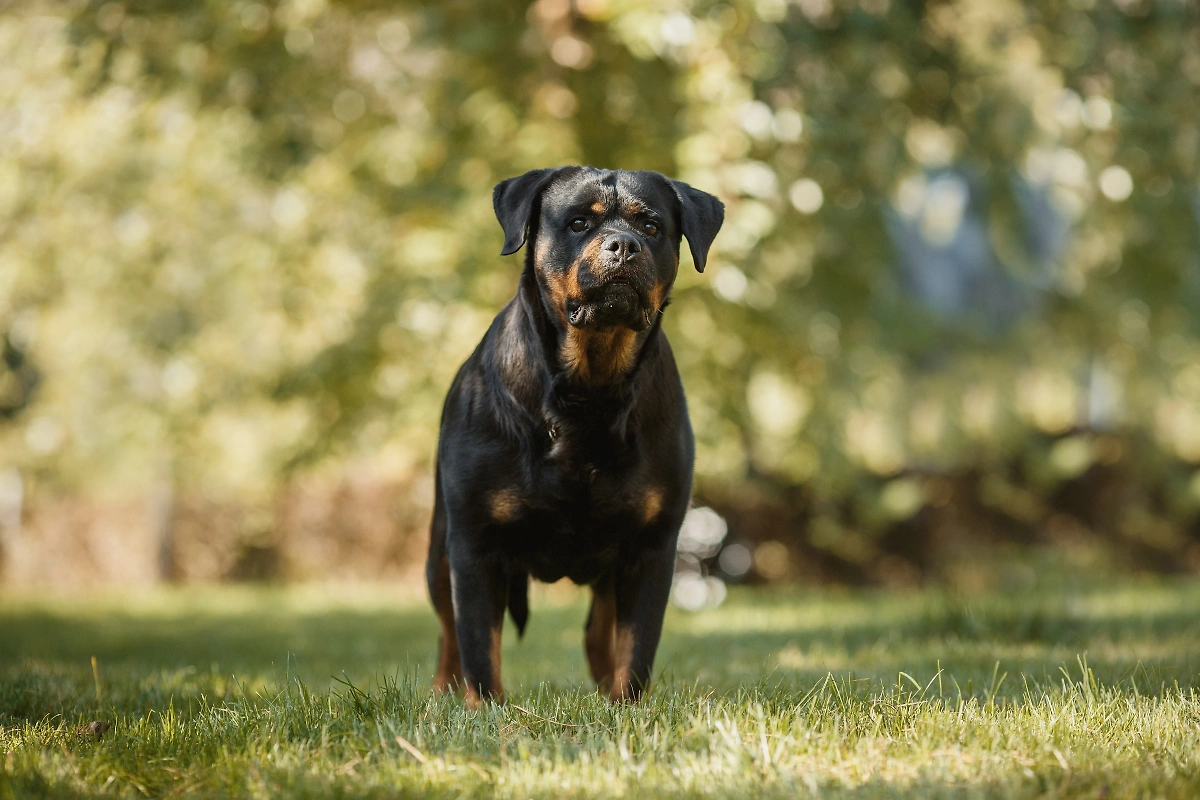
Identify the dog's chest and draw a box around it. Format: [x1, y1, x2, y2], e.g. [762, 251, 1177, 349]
[534, 450, 647, 525]
[491, 447, 666, 583]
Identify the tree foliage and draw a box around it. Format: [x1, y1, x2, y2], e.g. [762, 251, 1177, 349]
[2, 0, 1199, 579]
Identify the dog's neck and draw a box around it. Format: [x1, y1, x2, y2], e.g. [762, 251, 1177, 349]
[558, 325, 642, 387]
[516, 268, 661, 391]
[498, 270, 662, 454]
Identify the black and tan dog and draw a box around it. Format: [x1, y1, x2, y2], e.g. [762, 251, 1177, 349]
[426, 166, 723, 705]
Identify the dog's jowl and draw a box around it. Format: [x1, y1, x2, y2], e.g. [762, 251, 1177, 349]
[426, 166, 723, 705]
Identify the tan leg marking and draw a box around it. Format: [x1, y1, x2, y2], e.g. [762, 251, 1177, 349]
[584, 588, 617, 693]
[609, 624, 638, 702]
[431, 556, 463, 693]
[465, 627, 506, 708]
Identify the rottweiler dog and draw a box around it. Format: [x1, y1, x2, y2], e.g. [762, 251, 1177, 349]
[426, 166, 724, 705]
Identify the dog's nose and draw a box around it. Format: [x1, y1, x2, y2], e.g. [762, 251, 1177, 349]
[602, 233, 641, 263]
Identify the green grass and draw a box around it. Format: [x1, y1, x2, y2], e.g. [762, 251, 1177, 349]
[2, 572, 1200, 798]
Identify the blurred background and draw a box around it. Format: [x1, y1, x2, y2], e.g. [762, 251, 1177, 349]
[1, 0, 1199, 599]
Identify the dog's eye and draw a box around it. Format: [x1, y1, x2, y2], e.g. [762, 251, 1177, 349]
[569, 217, 588, 232]
[642, 221, 659, 237]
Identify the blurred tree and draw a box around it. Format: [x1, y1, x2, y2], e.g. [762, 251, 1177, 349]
[1, 0, 1199, 582]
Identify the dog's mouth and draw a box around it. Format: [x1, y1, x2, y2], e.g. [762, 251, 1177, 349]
[566, 281, 654, 331]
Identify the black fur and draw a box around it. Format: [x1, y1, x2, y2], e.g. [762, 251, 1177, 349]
[427, 166, 724, 702]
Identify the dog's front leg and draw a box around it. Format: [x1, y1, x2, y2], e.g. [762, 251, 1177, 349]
[584, 578, 617, 693]
[449, 544, 508, 706]
[610, 541, 677, 702]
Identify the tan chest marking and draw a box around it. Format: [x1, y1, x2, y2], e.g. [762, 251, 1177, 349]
[560, 258, 675, 387]
[488, 489, 522, 523]
[554, 238, 638, 385]
[641, 488, 664, 524]
[561, 327, 639, 386]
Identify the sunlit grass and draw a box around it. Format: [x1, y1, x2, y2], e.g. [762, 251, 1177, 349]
[2, 575, 1199, 798]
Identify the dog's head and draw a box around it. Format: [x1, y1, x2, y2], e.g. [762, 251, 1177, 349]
[493, 167, 724, 332]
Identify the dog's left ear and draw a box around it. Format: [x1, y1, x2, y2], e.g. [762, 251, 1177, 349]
[669, 180, 725, 273]
[493, 167, 574, 256]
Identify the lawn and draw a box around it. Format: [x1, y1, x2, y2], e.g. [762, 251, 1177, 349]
[2, 569, 1199, 798]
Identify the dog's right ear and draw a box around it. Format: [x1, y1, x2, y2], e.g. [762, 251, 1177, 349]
[493, 167, 570, 256]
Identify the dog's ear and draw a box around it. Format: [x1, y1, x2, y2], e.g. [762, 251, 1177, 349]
[669, 180, 725, 273]
[493, 167, 569, 256]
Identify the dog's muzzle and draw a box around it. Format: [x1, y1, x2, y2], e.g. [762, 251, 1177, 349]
[567, 280, 653, 331]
